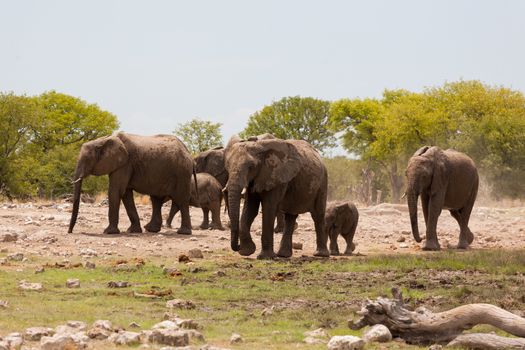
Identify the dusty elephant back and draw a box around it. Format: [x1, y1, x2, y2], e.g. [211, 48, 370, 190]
[116, 132, 193, 196]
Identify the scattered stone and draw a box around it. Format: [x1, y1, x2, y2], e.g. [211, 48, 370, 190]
[129, 322, 141, 328]
[84, 261, 96, 269]
[108, 331, 141, 345]
[397, 236, 405, 242]
[24, 327, 54, 341]
[107, 281, 130, 288]
[145, 329, 189, 347]
[327, 335, 365, 350]
[0, 248, 7, 253]
[153, 320, 179, 330]
[163, 267, 182, 276]
[8, 253, 24, 261]
[35, 266, 45, 274]
[230, 333, 243, 344]
[19, 280, 43, 291]
[2, 333, 23, 350]
[292, 242, 303, 250]
[166, 299, 195, 309]
[178, 254, 191, 263]
[40, 334, 85, 350]
[188, 249, 204, 259]
[428, 345, 443, 350]
[92, 320, 112, 331]
[399, 243, 409, 248]
[79, 248, 98, 257]
[0, 232, 18, 242]
[363, 324, 392, 343]
[172, 318, 200, 330]
[0, 300, 8, 308]
[113, 263, 138, 272]
[0, 258, 7, 266]
[185, 329, 205, 342]
[66, 279, 80, 288]
[87, 326, 112, 340]
[401, 230, 410, 235]
[215, 270, 226, 277]
[261, 306, 274, 316]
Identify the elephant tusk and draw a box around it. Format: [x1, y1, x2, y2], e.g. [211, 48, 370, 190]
[241, 188, 246, 196]
[401, 192, 407, 199]
[71, 177, 83, 184]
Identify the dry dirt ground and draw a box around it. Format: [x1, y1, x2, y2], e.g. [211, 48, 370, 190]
[1, 200, 524, 259]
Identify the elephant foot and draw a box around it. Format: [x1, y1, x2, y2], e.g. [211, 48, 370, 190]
[274, 226, 284, 234]
[209, 222, 225, 231]
[330, 250, 340, 256]
[344, 243, 356, 255]
[456, 242, 470, 249]
[257, 250, 277, 260]
[466, 230, 474, 244]
[177, 226, 192, 235]
[313, 247, 330, 257]
[422, 240, 441, 251]
[165, 223, 172, 229]
[126, 224, 142, 234]
[144, 222, 161, 233]
[103, 226, 120, 235]
[276, 247, 293, 258]
[199, 222, 209, 230]
[239, 240, 256, 256]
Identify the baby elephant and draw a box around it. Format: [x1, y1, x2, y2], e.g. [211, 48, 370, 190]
[325, 201, 359, 255]
[167, 173, 224, 230]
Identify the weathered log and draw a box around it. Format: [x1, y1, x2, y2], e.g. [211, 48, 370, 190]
[350, 288, 525, 345]
[447, 333, 525, 349]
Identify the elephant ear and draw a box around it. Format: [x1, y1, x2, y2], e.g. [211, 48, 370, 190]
[429, 147, 449, 195]
[205, 151, 225, 178]
[92, 136, 129, 175]
[253, 140, 302, 192]
[413, 145, 431, 157]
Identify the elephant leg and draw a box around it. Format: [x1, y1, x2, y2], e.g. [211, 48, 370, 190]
[177, 201, 192, 234]
[461, 190, 477, 245]
[144, 196, 163, 233]
[311, 193, 329, 257]
[421, 192, 430, 228]
[200, 208, 210, 229]
[328, 227, 340, 256]
[277, 213, 298, 258]
[423, 194, 444, 251]
[258, 198, 278, 260]
[238, 192, 259, 256]
[209, 201, 224, 230]
[274, 212, 285, 233]
[343, 221, 358, 255]
[104, 173, 126, 234]
[122, 189, 142, 233]
[166, 202, 179, 229]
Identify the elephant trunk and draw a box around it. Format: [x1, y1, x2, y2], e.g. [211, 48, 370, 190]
[407, 191, 422, 242]
[68, 165, 84, 233]
[227, 184, 242, 251]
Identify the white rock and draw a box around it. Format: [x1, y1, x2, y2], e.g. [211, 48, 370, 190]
[8, 253, 24, 261]
[230, 333, 243, 344]
[152, 320, 179, 330]
[363, 324, 392, 343]
[92, 320, 113, 331]
[79, 248, 98, 257]
[166, 299, 195, 309]
[108, 331, 141, 345]
[172, 318, 200, 330]
[2, 333, 23, 350]
[66, 321, 87, 331]
[304, 336, 325, 344]
[19, 280, 43, 291]
[24, 327, 54, 341]
[40, 333, 88, 350]
[66, 279, 80, 288]
[327, 335, 365, 350]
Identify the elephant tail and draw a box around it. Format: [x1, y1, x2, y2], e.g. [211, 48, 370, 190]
[193, 165, 198, 200]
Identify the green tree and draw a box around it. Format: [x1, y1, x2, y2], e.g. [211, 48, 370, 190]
[0, 91, 119, 199]
[174, 118, 223, 155]
[242, 96, 336, 153]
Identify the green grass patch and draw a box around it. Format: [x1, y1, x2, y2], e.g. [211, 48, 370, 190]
[0, 249, 524, 349]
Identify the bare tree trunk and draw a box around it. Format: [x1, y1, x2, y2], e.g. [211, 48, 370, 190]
[350, 288, 525, 346]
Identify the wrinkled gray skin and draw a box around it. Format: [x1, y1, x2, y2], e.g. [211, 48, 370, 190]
[406, 146, 478, 250]
[325, 201, 359, 256]
[225, 136, 329, 259]
[166, 172, 224, 230]
[196, 134, 286, 233]
[68, 132, 194, 235]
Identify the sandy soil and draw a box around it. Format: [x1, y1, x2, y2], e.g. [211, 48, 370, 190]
[1, 199, 524, 260]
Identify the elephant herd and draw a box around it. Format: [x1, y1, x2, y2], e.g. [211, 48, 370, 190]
[68, 132, 479, 259]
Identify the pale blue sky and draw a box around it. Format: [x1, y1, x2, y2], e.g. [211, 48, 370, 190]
[2, 1, 524, 149]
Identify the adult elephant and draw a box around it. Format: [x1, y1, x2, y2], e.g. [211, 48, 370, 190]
[68, 132, 195, 235]
[224, 136, 329, 259]
[197, 134, 287, 232]
[405, 146, 478, 250]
